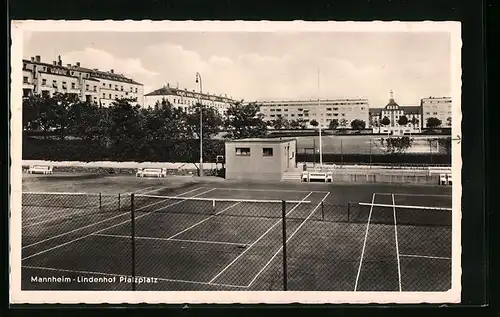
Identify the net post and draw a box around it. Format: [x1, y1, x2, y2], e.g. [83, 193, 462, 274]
[321, 201, 324, 221]
[99, 193, 102, 211]
[213, 199, 216, 214]
[282, 200, 287, 291]
[131, 193, 136, 291]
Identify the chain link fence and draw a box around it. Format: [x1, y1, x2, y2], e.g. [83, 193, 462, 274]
[21, 192, 452, 291]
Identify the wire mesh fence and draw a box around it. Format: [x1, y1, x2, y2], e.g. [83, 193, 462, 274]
[21, 191, 452, 291]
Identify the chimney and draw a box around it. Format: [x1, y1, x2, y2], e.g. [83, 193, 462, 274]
[110, 69, 114, 74]
[52, 61, 57, 66]
[35, 55, 41, 62]
[30, 57, 34, 62]
[58, 55, 62, 66]
[76, 62, 80, 67]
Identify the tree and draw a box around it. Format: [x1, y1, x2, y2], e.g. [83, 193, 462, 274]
[185, 102, 223, 141]
[339, 119, 347, 129]
[329, 119, 339, 130]
[380, 116, 390, 126]
[289, 119, 302, 130]
[350, 119, 366, 131]
[411, 116, 419, 127]
[397, 115, 408, 126]
[271, 116, 288, 130]
[426, 117, 442, 129]
[224, 102, 267, 139]
[142, 98, 188, 141]
[22, 94, 46, 131]
[309, 119, 319, 127]
[446, 116, 452, 126]
[382, 136, 414, 154]
[68, 101, 103, 141]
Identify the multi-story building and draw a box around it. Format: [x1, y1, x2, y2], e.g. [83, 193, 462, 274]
[369, 91, 421, 135]
[144, 84, 236, 116]
[420, 96, 453, 128]
[257, 98, 370, 129]
[22, 55, 144, 107]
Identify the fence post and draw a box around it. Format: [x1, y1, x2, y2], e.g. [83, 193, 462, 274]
[348, 202, 351, 222]
[282, 200, 287, 291]
[131, 193, 136, 291]
[321, 201, 324, 221]
[99, 193, 102, 211]
[118, 193, 121, 212]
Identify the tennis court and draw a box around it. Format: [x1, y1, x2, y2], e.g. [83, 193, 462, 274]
[21, 183, 452, 291]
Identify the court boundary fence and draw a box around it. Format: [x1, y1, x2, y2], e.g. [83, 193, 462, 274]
[22, 191, 452, 291]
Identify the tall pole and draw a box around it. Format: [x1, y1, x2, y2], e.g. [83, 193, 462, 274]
[196, 72, 203, 177]
[318, 67, 323, 167]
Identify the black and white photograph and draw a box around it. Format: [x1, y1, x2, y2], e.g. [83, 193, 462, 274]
[10, 21, 462, 304]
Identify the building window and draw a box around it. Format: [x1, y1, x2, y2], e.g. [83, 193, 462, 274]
[262, 148, 273, 157]
[52, 80, 57, 88]
[71, 83, 76, 89]
[23, 76, 28, 83]
[109, 84, 112, 88]
[235, 147, 250, 156]
[103, 83, 106, 87]
[42, 79, 47, 86]
[103, 93, 106, 98]
[86, 84, 89, 91]
[121, 86, 123, 91]
[109, 94, 112, 99]
[94, 85, 97, 92]
[135, 88, 138, 93]
[115, 85, 118, 90]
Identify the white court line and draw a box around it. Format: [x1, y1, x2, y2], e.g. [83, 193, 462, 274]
[246, 192, 330, 288]
[399, 254, 451, 260]
[375, 192, 452, 198]
[21, 188, 212, 254]
[392, 194, 402, 292]
[94, 233, 247, 247]
[354, 193, 376, 292]
[208, 191, 314, 285]
[22, 265, 248, 289]
[213, 187, 329, 194]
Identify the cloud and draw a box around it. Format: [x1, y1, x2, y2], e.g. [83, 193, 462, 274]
[62, 48, 159, 80]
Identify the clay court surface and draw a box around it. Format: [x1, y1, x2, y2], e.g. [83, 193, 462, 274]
[20, 173, 453, 291]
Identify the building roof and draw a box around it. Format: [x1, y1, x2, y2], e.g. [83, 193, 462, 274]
[226, 137, 296, 143]
[23, 56, 142, 85]
[145, 85, 235, 103]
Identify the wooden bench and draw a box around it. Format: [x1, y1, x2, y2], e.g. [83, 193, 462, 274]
[27, 165, 53, 175]
[136, 168, 166, 178]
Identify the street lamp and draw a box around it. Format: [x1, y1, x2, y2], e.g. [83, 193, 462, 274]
[195, 72, 203, 177]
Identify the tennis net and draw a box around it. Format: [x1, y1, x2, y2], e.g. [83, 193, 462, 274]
[347, 202, 452, 227]
[132, 194, 313, 220]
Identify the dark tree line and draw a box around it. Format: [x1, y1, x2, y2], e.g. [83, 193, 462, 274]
[22, 93, 268, 162]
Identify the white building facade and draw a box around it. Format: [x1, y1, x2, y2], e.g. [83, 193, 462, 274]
[22, 55, 144, 107]
[420, 97, 453, 128]
[144, 84, 236, 116]
[258, 98, 369, 129]
[370, 92, 421, 135]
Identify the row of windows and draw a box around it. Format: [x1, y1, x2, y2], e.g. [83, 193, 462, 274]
[101, 83, 138, 93]
[39, 79, 139, 93]
[235, 147, 271, 157]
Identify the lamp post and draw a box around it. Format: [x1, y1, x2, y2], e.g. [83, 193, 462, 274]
[195, 72, 203, 177]
[317, 68, 323, 167]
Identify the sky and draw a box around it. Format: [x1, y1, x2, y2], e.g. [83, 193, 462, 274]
[23, 31, 452, 107]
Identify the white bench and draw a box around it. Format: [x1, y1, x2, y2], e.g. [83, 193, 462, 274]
[136, 168, 167, 178]
[27, 165, 53, 175]
[439, 173, 452, 185]
[302, 171, 333, 183]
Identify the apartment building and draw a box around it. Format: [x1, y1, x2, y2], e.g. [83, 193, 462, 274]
[369, 91, 421, 135]
[420, 96, 453, 128]
[22, 55, 144, 107]
[144, 84, 236, 116]
[258, 98, 370, 129]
